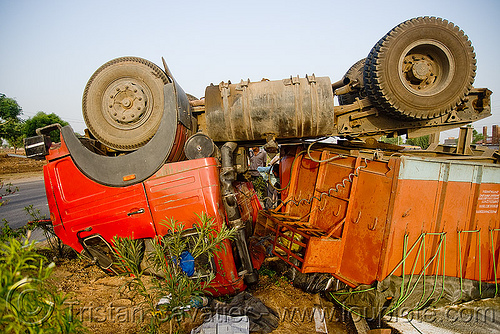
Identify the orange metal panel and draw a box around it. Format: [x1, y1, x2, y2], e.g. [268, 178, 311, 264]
[432, 180, 473, 279]
[143, 157, 245, 296]
[279, 146, 299, 202]
[44, 156, 156, 253]
[380, 179, 443, 279]
[308, 153, 356, 235]
[338, 160, 393, 285]
[284, 151, 321, 218]
[380, 157, 500, 285]
[302, 238, 342, 273]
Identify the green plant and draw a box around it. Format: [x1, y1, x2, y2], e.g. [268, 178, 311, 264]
[472, 128, 484, 144]
[0, 219, 26, 241]
[251, 176, 267, 200]
[0, 206, 50, 244]
[112, 213, 237, 334]
[259, 266, 277, 279]
[0, 238, 86, 333]
[23, 205, 70, 257]
[258, 266, 291, 287]
[0, 179, 18, 207]
[406, 135, 430, 149]
[380, 135, 404, 146]
[1, 180, 25, 242]
[0, 179, 34, 241]
[0, 93, 24, 153]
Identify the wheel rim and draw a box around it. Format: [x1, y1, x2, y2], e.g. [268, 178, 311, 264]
[398, 39, 455, 97]
[102, 78, 152, 130]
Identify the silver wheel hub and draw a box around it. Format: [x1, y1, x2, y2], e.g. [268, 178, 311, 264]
[103, 79, 151, 128]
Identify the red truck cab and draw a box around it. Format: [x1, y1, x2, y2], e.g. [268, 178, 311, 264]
[35, 128, 262, 296]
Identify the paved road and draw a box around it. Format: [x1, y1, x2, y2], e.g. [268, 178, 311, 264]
[0, 179, 49, 229]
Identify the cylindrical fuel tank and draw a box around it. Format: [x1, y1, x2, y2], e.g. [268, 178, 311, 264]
[204, 75, 335, 142]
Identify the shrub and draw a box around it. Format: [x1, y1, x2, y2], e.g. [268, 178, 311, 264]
[0, 238, 86, 333]
[112, 213, 237, 334]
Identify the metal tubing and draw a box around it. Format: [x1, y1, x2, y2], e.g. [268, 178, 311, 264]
[331, 77, 350, 91]
[220, 142, 258, 284]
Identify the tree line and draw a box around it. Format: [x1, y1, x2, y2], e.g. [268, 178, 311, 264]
[381, 129, 484, 149]
[0, 93, 68, 153]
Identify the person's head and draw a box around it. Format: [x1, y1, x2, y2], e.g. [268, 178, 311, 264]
[252, 147, 260, 154]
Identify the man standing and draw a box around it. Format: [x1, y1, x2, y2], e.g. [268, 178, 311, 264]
[249, 147, 266, 177]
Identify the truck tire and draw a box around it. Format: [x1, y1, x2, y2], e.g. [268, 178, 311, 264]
[364, 17, 476, 119]
[83, 57, 169, 151]
[337, 58, 367, 105]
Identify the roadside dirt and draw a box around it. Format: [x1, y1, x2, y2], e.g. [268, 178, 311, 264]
[0, 150, 46, 182]
[45, 253, 354, 334]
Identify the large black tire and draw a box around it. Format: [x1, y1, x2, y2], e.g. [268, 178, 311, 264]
[364, 17, 476, 119]
[83, 57, 169, 151]
[338, 58, 367, 105]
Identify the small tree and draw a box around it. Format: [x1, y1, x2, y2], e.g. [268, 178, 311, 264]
[23, 112, 69, 143]
[406, 135, 430, 149]
[472, 129, 484, 144]
[0, 94, 24, 151]
[1, 119, 24, 153]
[0, 93, 23, 121]
[380, 135, 404, 145]
[113, 213, 237, 334]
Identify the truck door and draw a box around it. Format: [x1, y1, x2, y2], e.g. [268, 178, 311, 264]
[45, 156, 156, 255]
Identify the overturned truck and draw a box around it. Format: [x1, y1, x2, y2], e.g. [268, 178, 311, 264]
[26, 17, 498, 310]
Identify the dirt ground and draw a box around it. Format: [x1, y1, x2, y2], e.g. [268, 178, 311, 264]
[45, 253, 355, 334]
[1, 150, 357, 333]
[0, 150, 46, 182]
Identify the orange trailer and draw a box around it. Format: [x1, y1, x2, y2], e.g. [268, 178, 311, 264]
[257, 147, 500, 289]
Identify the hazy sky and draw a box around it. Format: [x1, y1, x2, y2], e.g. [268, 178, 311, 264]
[1, 0, 499, 141]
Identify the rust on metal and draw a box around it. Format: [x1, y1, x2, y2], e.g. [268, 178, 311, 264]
[204, 76, 335, 142]
[256, 145, 500, 288]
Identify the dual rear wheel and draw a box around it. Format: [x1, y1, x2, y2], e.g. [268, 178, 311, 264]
[338, 17, 476, 119]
